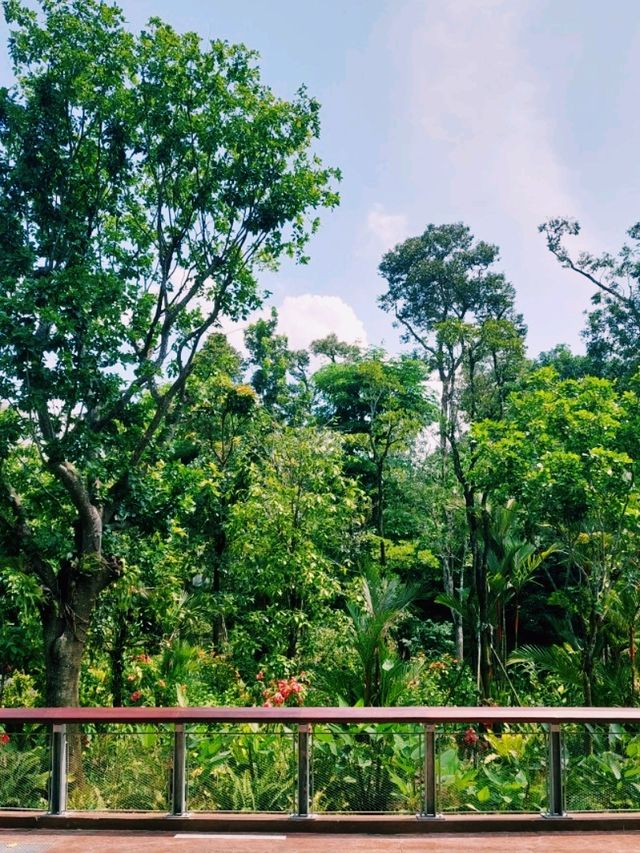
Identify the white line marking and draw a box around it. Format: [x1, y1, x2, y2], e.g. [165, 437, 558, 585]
[174, 834, 287, 840]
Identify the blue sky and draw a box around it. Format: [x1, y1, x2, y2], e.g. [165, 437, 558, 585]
[3, 1, 639, 357]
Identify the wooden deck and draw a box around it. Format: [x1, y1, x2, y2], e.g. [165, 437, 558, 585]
[2, 829, 640, 852]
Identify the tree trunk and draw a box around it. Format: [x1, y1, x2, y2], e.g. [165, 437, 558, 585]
[211, 542, 228, 648]
[42, 571, 111, 702]
[443, 554, 464, 660]
[36, 463, 121, 792]
[43, 615, 85, 707]
[374, 461, 386, 566]
[630, 626, 636, 704]
[110, 615, 129, 708]
[464, 491, 492, 700]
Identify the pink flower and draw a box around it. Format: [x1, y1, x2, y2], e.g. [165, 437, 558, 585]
[272, 692, 285, 706]
[256, 671, 264, 681]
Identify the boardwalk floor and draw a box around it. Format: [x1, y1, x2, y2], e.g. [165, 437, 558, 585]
[2, 830, 640, 852]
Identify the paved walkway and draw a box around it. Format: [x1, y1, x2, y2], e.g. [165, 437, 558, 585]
[2, 831, 640, 852]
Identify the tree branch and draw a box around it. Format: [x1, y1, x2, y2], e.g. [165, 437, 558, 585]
[1, 483, 58, 592]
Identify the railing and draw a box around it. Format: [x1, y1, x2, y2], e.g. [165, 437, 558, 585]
[2, 706, 640, 819]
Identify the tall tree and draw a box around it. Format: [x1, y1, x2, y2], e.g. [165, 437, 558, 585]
[244, 309, 312, 422]
[226, 427, 365, 668]
[314, 351, 435, 564]
[378, 223, 525, 688]
[540, 218, 640, 381]
[0, 0, 338, 707]
[473, 369, 640, 704]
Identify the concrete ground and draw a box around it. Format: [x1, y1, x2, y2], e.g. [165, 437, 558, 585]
[2, 831, 640, 852]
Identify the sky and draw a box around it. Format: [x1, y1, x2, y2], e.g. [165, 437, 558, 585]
[2, 0, 639, 358]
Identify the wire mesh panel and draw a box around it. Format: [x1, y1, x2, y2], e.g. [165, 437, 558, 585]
[311, 724, 423, 813]
[187, 724, 296, 812]
[0, 726, 49, 810]
[436, 724, 547, 813]
[564, 724, 640, 811]
[67, 725, 172, 811]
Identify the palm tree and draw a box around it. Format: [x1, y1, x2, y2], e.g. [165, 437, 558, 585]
[347, 572, 421, 706]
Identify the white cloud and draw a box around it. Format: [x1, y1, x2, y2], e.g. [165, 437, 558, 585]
[277, 294, 368, 351]
[377, 0, 597, 355]
[216, 294, 368, 356]
[402, 0, 578, 227]
[366, 204, 410, 252]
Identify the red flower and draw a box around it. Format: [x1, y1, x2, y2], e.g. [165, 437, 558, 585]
[462, 727, 479, 747]
[130, 690, 142, 703]
[0, 734, 10, 745]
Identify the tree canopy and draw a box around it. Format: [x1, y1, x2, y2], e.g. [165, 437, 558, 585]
[0, 0, 338, 707]
[2, 0, 640, 738]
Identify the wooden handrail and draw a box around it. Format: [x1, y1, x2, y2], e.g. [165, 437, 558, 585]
[1, 705, 640, 725]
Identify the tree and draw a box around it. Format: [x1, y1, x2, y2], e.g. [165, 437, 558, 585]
[473, 369, 640, 704]
[378, 224, 526, 683]
[225, 427, 366, 669]
[169, 334, 258, 649]
[0, 0, 339, 707]
[244, 309, 311, 422]
[341, 572, 421, 706]
[314, 351, 435, 564]
[533, 344, 592, 380]
[540, 218, 640, 381]
[310, 333, 360, 364]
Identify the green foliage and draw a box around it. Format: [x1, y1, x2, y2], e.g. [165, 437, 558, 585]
[437, 727, 546, 812]
[0, 565, 42, 682]
[314, 350, 435, 555]
[188, 725, 295, 812]
[0, 671, 40, 708]
[312, 724, 422, 812]
[316, 572, 423, 707]
[0, 734, 49, 809]
[0, 0, 339, 705]
[244, 309, 311, 420]
[66, 728, 171, 810]
[565, 726, 640, 810]
[226, 426, 366, 668]
[540, 218, 640, 382]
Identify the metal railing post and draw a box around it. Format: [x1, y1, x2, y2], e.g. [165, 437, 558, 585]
[294, 723, 312, 818]
[171, 723, 187, 816]
[546, 722, 565, 817]
[49, 723, 67, 815]
[420, 723, 438, 818]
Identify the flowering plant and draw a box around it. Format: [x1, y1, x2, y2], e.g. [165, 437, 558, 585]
[259, 673, 307, 707]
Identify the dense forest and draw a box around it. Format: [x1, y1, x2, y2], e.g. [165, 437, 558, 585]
[1, 0, 640, 717]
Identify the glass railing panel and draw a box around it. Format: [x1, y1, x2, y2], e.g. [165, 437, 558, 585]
[0, 725, 49, 810]
[186, 723, 295, 813]
[68, 724, 172, 811]
[311, 723, 423, 813]
[437, 723, 547, 813]
[564, 723, 640, 812]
